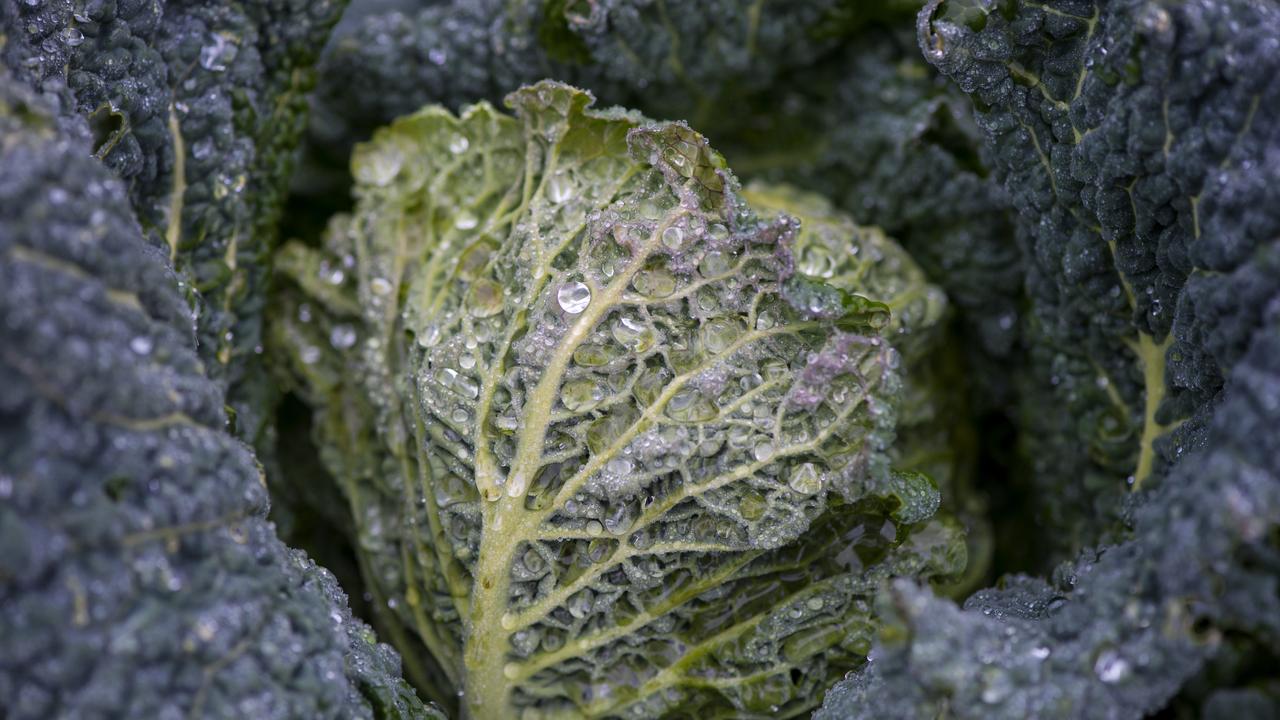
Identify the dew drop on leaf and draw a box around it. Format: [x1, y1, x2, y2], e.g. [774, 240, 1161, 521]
[612, 316, 655, 351]
[129, 336, 153, 356]
[561, 378, 602, 411]
[454, 375, 479, 399]
[661, 226, 684, 249]
[739, 491, 766, 520]
[370, 277, 392, 296]
[632, 267, 675, 298]
[788, 463, 821, 495]
[557, 281, 592, 314]
[329, 324, 357, 349]
[547, 173, 574, 204]
[467, 279, 504, 317]
[699, 250, 731, 276]
[1094, 649, 1130, 683]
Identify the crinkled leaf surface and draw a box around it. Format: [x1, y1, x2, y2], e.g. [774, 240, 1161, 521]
[0, 66, 437, 720]
[742, 183, 990, 593]
[273, 82, 964, 718]
[917, 0, 1280, 554]
[3, 0, 347, 441]
[817, 0, 1280, 716]
[297, 0, 925, 208]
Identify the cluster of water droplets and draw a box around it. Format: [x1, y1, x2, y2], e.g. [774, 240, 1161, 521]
[280, 85, 953, 718]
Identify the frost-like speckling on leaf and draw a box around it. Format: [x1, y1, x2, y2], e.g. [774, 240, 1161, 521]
[273, 81, 965, 718]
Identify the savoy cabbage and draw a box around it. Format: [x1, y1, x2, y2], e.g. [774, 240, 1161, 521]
[1, 0, 1276, 719]
[273, 82, 964, 718]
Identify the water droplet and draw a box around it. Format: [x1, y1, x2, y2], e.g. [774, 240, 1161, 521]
[503, 663, 520, 680]
[561, 378, 602, 411]
[417, 325, 441, 347]
[699, 250, 731, 276]
[428, 48, 447, 65]
[738, 491, 766, 520]
[612, 316, 655, 352]
[129, 336, 153, 355]
[329, 324, 357, 349]
[788, 463, 821, 495]
[300, 346, 321, 365]
[573, 344, 615, 367]
[701, 318, 742, 354]
[661, 226, 684, 249]
[459, 355, 476, 369]
[568, 591, 593, 618]
[61, 27, 84, 47]
[797, 246, 836, 278]
[190, 137, 214, 161]
[467, 279, 504, 317]
[455, 376, 480, 399]
[547, 173, 573, 204]
[1094, 649, 1130, 683]
[708, 223, 729, 241]
[199, 34, 232, 72]
[370, 277, 393, 296]
[355, 147, 402, 186]
[557, 281, 591, 314]
[606, 458, 633, 476]
[753, 441, 774, 462]
[585, 520, 604, 536]
[632, 268, 675, 298]
[449, 134, 470, 154]
[454, 211, 478, 230]
[666, 390, 715, 422]
[522, 547, 544, 573]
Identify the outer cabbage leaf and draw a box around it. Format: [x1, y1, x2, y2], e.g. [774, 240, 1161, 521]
[0, 68, 437, 720]
[816, 258, 1280, 719]
[295, 0, 924, 208]
[2, 0, 347, 441]
[817, 0, 1280, 715]
[915, 0, 1280, 554]
[272, 81, 964, 718]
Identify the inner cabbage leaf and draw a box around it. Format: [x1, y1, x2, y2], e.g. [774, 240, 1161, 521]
[272, 81, 964, 719]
